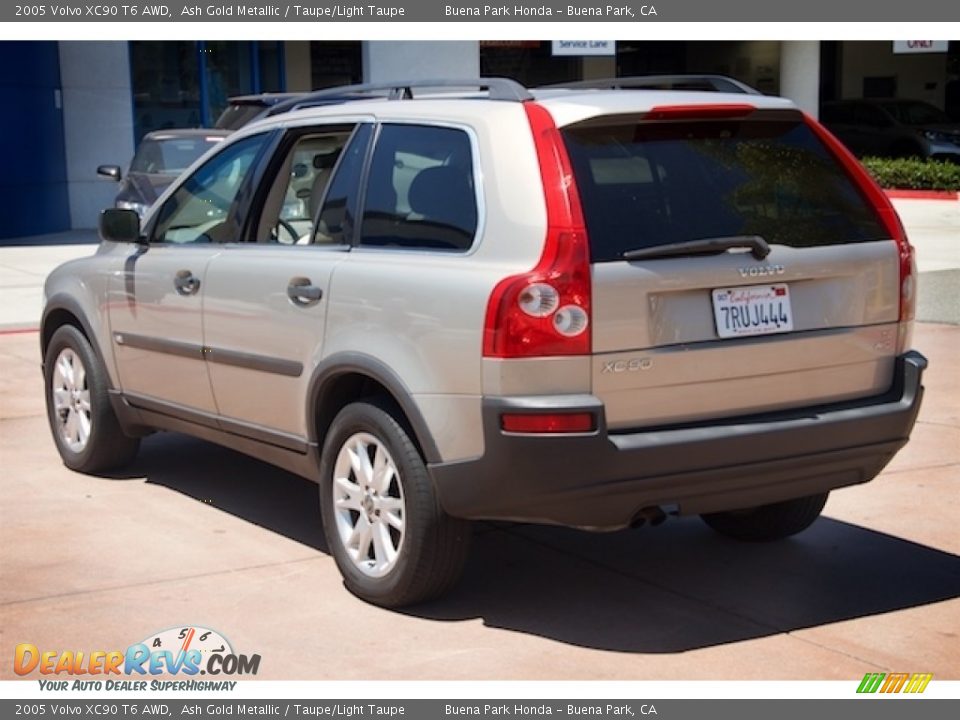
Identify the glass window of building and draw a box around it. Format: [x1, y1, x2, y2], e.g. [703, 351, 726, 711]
[131, 41, 286, 142]
[130, 42, 200, 142]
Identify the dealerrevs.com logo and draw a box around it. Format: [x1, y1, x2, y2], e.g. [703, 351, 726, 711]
[14, 626, 260, 691]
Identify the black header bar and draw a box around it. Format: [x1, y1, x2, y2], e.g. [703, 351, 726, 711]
[4, 0, 960, 22]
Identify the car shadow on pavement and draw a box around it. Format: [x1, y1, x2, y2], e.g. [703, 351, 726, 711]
[127, 432, 329, 553]
[128, 432, 960, 653]
[411, 519, 960, 653]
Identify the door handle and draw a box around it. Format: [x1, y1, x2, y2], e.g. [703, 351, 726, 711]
[174, 270, 200, 296]
[287, 277, 323, 307]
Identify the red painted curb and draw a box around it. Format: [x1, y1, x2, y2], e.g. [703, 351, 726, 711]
[0, 327, 39, 335]
[884, 189, 959, 201]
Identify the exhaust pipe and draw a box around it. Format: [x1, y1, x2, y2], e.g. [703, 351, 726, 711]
[631, 505, 667, 528]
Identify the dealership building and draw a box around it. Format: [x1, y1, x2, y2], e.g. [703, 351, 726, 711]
[1, 39, 957, 241]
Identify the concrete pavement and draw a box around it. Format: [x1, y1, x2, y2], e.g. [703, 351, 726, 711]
[0, 232, 98, 331]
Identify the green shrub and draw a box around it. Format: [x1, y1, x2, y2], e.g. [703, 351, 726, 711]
[860, 157, 960, 192]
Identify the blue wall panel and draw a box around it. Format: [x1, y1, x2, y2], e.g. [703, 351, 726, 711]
[0, 42, 71, 240]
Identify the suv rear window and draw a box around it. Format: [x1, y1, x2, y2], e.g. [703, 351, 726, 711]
[562, 116, 889, 263]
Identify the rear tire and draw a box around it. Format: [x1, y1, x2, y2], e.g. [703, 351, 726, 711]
[700, 493, 828, 541]
[44, 325, 140, 473]
[319, 399, 471, 607]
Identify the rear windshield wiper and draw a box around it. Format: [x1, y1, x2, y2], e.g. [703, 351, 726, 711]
[623, 235, 771, 261]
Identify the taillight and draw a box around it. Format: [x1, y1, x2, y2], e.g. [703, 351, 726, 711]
[483, 103, 592, 358]
[900, 244, 917, 322]
[804, 113, 916, 326]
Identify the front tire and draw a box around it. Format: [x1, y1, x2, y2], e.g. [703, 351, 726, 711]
[700, 493, 828, 541]
[44, 325, 140, 473]
[319, 400, 471, 607]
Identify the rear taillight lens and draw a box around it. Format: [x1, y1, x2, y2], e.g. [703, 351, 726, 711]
[804, 114, 916, 327]
[483, 103, 592, 358]
[897, 246, 917, 353]
[899, 239, 917, 323]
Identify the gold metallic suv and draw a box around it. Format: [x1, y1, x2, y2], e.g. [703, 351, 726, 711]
[42, 77, 926, 606]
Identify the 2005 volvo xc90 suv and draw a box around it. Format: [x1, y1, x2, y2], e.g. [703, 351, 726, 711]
[42, 77, 926, 607]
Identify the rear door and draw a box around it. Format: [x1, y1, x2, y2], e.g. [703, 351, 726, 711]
[561, 109, 902, 429]
[202, 122, 372, 443]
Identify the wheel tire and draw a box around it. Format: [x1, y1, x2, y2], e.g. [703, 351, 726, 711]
[700, 492, 828, 542]
[319, 399, 471, 607]
[44, 325, 140, 473]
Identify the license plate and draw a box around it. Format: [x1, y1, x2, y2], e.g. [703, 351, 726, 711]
[712, 283, 794, 339]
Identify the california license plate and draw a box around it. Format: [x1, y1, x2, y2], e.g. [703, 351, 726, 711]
[712, 283, 794, 339]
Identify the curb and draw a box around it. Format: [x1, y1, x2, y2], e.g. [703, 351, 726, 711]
[885, 189, 959, 201]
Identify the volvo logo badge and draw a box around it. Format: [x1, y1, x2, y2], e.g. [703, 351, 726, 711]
[738, 265, 785, 278]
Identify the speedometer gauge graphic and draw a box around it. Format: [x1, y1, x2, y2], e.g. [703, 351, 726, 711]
[139, 626, 233, 661]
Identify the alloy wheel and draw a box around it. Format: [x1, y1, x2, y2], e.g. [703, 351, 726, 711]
[51, 347, 92, 453]
[331, 432, 406, 577]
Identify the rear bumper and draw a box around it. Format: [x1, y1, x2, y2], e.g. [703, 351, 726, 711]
[429, 351, 927, 529]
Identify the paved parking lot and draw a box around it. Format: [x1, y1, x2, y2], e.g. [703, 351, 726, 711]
[1, 322, 958, 680]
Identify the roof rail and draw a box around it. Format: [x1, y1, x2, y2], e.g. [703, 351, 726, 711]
[266, 77, 533, 117]
[544, 75, 763, 96]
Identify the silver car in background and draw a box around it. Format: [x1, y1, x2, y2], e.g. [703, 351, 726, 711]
[97, 129, 230, 218]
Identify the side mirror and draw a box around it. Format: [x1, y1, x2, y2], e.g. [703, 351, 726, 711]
[97, 165, 122, 181]
[99, 208, 142, 243]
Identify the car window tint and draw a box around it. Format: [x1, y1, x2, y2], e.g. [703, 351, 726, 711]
[254, 128, 354, 246]
[315, 124, 373, 246]
[563, 117, 889, 263]
[359, 124, 477, 252]
[130, 136, 224, 175]
[214, 104, 266, 131]
[854, 104, 890, 128]
[882, 101, 951, 126]
[821, 104, 852, 124]
[152, 134, 267, 245]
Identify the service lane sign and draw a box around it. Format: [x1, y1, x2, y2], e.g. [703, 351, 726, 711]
[552, 41, 616, 56]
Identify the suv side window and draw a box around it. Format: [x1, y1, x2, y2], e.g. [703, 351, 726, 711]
[854, 104, 892, 128]
[152, 134, 266, 244]
[315, 123, 373, 246]
[359, 124, 477, 252]
[253, 127, 356, 245]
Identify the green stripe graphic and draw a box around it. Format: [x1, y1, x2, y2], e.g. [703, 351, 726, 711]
[857, 672, 886, 693]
